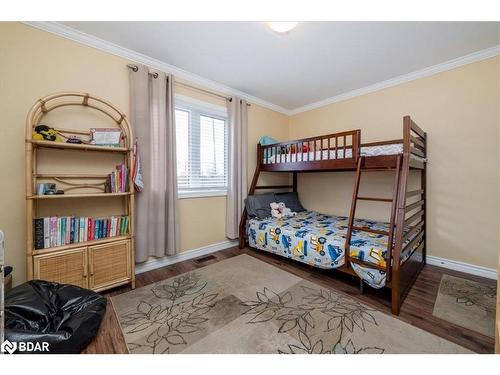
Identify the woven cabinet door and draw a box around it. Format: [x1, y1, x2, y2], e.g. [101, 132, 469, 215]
[88, 240, 131, 291]
[33, 247, 88, 288]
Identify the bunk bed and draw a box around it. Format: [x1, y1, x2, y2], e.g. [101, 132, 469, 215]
[239, 116, 427, 315]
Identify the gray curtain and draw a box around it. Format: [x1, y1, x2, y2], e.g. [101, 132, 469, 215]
[226, 97, 248, 239]
[130, 64, 179, 262]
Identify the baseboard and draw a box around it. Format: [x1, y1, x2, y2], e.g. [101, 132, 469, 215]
[135, 240, 239, 274]
[427, 255, 497, 280]
[135, 242, 497, 280]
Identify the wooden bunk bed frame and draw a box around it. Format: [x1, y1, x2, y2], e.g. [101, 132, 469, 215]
[239, 115, 426, 315]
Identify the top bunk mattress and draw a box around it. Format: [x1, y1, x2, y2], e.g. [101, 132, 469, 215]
[263, 143, 425, 164]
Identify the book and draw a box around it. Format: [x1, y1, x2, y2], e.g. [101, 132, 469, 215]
[79, 217, 84, 243]
[87, 218, 93, 241]
[116, 217, 121, 236]
[94, 219, 99, 240]
[61, 217, 66, 246]
[121, 216, 128, 235]
[43, 217, 50, 248]
[84, 217, 88, 242]
[66, 217, 71, 244]
[74, 217, 79, 243]
[70, 217, 75, 244]
[57, 218, 62, 246]
[34, 218, 44, 250]
[50, 217, 57, 247]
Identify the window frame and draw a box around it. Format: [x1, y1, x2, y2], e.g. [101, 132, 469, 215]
[175, 94, 229, 199]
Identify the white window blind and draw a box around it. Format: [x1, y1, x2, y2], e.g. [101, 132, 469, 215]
[175, 96, 228, 197]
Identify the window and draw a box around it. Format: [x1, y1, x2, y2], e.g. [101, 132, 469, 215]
[175, 95, 228, 198]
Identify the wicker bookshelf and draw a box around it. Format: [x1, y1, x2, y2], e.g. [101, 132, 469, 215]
[25, 92, 135, 292]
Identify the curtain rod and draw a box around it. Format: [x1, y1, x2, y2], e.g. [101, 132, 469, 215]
[127, 64, 250, 106]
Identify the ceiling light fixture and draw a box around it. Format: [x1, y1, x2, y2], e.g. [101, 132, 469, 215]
[267, 22, 298, 34]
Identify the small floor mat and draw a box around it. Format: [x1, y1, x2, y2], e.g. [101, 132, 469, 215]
[433, 274, 496, 337]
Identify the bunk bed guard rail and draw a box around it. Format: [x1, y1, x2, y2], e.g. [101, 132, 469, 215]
[259, 129, 361, 170]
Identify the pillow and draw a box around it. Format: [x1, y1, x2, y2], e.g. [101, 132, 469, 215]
[245, 192, 276, 219]
[275, 192, 306, 212]
[259, 135, 278, 146]
[259, 136, 279, 158]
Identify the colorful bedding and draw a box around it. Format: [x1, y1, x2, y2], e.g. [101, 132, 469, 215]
[247, 210, 419, 289]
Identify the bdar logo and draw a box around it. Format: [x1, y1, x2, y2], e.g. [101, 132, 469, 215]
[1, 340, 17, 354]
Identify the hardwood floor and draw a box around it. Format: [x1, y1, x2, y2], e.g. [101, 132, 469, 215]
[83, 247, 496, 354]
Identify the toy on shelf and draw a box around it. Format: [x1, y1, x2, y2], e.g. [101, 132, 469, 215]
[32, 125, 63, 142]
[65, 135, 83, 144]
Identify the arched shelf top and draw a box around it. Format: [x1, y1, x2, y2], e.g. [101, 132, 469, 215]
[25, 91, 133, 148]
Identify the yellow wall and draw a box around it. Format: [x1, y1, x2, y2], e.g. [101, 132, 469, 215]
[0, 22, 289, 285]
[289, 57, 500, 269]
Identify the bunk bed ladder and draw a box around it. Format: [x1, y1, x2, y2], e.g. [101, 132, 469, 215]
[345, 155, 403, 284]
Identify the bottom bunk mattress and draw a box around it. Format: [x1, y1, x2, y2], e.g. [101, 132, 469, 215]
[247, 210, 417, 289]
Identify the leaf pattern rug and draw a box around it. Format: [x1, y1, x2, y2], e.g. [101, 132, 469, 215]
[112, 254, 471, 354]
[433, 274, 496, 337]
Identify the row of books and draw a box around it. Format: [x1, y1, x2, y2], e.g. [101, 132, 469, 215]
[105, 164, 129, 193]
[34, 215, 129, 250]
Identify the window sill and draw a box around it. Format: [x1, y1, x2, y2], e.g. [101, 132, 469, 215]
[178, 190, 228, 199]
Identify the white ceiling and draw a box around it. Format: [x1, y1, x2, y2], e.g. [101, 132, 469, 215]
[62, 22, 499, 110]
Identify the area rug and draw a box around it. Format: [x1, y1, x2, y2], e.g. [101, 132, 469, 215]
[112, 254, 471, 354]
[433, 274, 496, 337]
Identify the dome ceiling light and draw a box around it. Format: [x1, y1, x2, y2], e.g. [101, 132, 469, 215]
[267, 22, 298, 34]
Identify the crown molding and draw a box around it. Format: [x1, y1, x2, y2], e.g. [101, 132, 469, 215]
[289, 44, 500, 115]
[22, 22, 499, 117]
[22, 21, 292, 115]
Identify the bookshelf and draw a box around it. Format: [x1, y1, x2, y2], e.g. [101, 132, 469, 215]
[25, 92, 135, 292]
[28, 192, 132, 200]
[31, 139, 130, 153]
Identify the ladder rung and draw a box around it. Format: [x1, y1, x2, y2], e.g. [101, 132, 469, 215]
[360, 168, 396, 172]
[406, 189, 424, 198]
[351, 226, 389, 236]
[357, 197, 392, 202]
[404, 199, 424, 212]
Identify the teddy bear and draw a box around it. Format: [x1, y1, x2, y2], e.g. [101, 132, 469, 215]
[270, 202, 296, 219]
[278, 202, 296, 218]
[270, 202, 283, 219]
[32, 125, 63, 142]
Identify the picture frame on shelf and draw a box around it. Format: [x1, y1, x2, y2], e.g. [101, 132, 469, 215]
[90, 128, 122, 147]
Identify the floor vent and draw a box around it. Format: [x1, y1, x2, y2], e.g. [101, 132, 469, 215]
[195, 255, 216, 263]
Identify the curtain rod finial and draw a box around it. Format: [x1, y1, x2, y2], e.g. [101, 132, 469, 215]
[127, 64, 139, 72]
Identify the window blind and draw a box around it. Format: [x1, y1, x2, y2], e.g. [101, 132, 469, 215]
[175, 98, 228, 194]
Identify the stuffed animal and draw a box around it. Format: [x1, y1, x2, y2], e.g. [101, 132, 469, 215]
[270, 202, 296, 219]
[32, 125, 63, 142]
[278, 202, 296, 217]
[270, 202, 282, 219]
